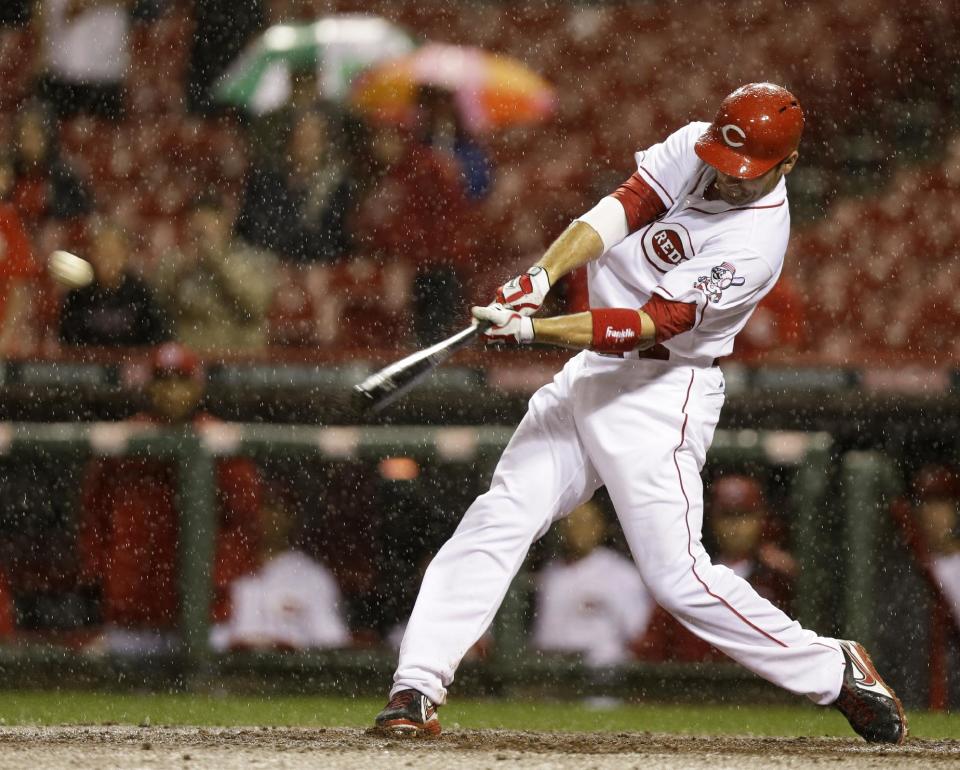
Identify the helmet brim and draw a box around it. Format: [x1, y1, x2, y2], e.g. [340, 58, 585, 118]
[694, 128, 781, 180]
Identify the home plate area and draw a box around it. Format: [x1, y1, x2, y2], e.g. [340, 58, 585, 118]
[0, 726, 956, 770]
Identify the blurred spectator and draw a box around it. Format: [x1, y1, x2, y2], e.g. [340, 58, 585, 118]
[637, 475, 796, 663]
[59, 216, 169, 346]
[11, 101, 91, 229]
[912, 465, 960, 628]
[735, 275, 807, 360]
[154, 194, 275, 354]
[415, 85, 493, 201]
[532, 499, 653, 666]
[210, 493, 350, 652]
[185, 0, 265, 114]
[36, 0, 131, 119]
[236, 110, 358, 264]
[78, 342, 262, 654]
[353, 124, 474, 345]
[0, 0, 31, 26]
[0, 153, 41, 355]
[266, 263, 319, 346]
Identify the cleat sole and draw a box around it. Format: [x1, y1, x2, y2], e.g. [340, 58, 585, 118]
[371, 718, 442, 738]
[847, 642, 908, 745]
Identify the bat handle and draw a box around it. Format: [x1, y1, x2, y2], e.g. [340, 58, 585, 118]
[472, 320, 492, 337]
[440, 320, 490, 353]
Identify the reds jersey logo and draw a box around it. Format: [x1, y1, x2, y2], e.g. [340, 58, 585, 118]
[641, 222, 694, 273]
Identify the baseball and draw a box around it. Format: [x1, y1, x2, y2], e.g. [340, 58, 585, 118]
[48, 250, 95, 289]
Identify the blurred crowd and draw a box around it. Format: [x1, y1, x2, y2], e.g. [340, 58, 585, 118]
[0, 0, 955, 363]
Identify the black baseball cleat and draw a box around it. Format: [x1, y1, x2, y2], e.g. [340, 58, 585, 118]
[372, 688, 441, 737]
[834, 640, 907, 744]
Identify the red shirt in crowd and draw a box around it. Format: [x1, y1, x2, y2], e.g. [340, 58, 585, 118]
[353, 141, 472, 271]
[0, 570, 13, 639]
[78, 414, 262, 629]
[0, 201, 38, 323]
[734, 275, 807, 360]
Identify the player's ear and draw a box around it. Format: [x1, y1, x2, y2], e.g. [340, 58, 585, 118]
[780, 151, 799, 176]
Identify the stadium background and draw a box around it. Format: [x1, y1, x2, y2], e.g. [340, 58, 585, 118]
[0, 0, 958, 737]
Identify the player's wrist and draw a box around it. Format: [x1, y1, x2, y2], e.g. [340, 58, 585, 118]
[590, 308, 643, 353]
[521, 316, 535, 344]
[528, 264, 552, 289]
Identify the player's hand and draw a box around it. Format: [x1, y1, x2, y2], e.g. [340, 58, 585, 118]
[495, 266, 551, 316]
[471, 303, 535, 344]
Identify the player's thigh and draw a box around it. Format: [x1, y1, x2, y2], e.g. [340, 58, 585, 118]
[466, 354, 601, 539]
[577, 365, 724, 573]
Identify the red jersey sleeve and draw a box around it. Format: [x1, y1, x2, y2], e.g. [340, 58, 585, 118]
[641, 294, 697, 343]
[610, 173, 667, 234]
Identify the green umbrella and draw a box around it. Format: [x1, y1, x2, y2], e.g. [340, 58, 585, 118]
[216, 15, 415, 114]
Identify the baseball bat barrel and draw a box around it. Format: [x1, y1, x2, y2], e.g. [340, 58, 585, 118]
[352, 322, 491, 413]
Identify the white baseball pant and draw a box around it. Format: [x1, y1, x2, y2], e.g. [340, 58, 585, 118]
[393, 351, 845, 705]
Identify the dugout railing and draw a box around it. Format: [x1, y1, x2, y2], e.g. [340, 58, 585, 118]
[0, 423, 847, 701]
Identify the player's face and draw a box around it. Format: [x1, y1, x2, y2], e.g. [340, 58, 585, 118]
[149, 377, 203, 422]
[917, 500, 958, 553]
[561, 501, 605, 559]
[713, 151, 799, 205]
[711, 511, 764, 560]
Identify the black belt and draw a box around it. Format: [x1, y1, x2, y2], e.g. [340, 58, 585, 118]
[599, 344, 720, 367]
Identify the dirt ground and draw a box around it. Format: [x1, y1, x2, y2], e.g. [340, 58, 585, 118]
[0, 726, 957, 770]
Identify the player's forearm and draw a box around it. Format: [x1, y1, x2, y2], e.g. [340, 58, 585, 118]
[532, 309, 656, 351]
[533, 221, 604, 284]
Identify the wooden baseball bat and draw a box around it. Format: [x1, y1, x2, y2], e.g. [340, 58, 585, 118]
[352, 322, 491, 413]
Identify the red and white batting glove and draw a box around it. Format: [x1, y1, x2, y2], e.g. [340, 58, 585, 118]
[495, 266, 551, 316]
[471, 303, 535, 344]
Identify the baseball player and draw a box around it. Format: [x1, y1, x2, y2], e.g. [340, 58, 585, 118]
[373, 83, 907, 744]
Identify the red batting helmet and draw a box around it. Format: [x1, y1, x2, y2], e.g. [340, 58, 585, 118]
[695, 83, 804, 179]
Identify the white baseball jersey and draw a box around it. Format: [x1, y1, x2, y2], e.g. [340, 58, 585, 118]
[210, 550, 351, 651]
[532, 547, 654, 666]
[931, 552, 960, 628]
[587, 121, 790, 359]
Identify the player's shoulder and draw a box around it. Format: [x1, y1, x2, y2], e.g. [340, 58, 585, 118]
[695, 240, 780, 281]
[637, 121, 708, 160]
[634, 122, 711, 205]
[677, 120, 711, 144]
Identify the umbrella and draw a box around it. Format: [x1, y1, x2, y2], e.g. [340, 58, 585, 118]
[350, 43, 556, 133]
[216, 15, 415, 114]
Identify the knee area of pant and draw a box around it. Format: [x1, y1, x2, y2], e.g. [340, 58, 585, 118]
[457, 510, 550, 542]
[640, 568, 697, 610]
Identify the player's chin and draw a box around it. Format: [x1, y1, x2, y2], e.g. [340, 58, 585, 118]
[718, 188, 752, 205]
